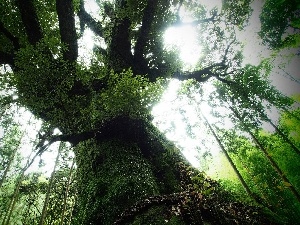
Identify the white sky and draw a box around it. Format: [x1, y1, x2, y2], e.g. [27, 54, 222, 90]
[164, 25, 202, 70]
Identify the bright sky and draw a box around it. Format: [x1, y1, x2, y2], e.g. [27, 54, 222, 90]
[164, 25, 202, 70]
[152, 80, 222, 168]
[152, 1, 300, 176]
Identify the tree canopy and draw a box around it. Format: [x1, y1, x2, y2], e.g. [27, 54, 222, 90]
[0, 0, 300, 224]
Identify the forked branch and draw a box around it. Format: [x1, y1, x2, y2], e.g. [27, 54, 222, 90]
[77, 0, 104, 38]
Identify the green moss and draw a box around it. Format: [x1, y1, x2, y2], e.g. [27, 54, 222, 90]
[74, 139, 160, 224]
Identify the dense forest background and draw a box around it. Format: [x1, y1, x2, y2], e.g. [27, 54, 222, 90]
[0, 0, 299, 224]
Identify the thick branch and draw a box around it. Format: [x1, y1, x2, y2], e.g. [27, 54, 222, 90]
[132, 0, 158, 75]
[174, 63, 226, 82]
[0, 21, 20, 50]
[134, 0, 158, 60]
[176, 70, 214, 82]
[17, 0, 43, 45]
[78, 0, 104, 38]
[56, 0, 78, 63]
[52, 116, 153, 147]
[215, 76, 237, 86]
[108, 1, 133, 71]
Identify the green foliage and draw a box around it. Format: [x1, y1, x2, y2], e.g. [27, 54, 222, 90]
[74, 139, 160, 224]
[217, 124, 300, 223]
[222, 0, 254, 29]
[92, 69, 164, 122]
[0, 125, 20, 161]
[0, 0, 25, 46]
[259, 0, 300, 49]
[0, 173, 48, 225]
[14, 41, 164, 132]
[279, 108, 300, 144]
[15, 42, 73, 124]
[215, 61, 293, 127]
[132, 206, 184, 225]
[43, 168, 77, 225]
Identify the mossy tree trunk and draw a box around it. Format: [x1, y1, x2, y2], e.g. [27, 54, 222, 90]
[71, 116, 186, 224]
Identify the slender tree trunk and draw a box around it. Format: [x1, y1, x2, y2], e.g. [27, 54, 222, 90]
[1, 135, 50, 225]
[0, 131, 24, 188]
[283, 108, 300, 121]
[39, 143, 63, 225]
[67, 193, 77, 225]
[229, 106, 300, 203]
[0, 147, 17, 189]
[2, 140, 35, 225]
[60, 157, 76, 225]
[2, 169, 24, 225]
[267, 118, 300, 156]
[278, 65, 300, 84]
[238, 158, 268, 200]
[198, 108, 256, 202]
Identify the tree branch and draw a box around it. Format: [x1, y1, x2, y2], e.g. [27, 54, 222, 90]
[17, 0, 43, 45]
[134, 0, 158, 61]
[174, 63, 226, 82]
[93, 46, 107, 57]
[56, 0, 78, 63]
[50, 116, 150, 146]
[214, 76, 237, 86]
[222, 36, 236, 64]
[0, 21, 20, 50]
[174, 16, 219, 27]
[132, 0, 159, 75]
[77, 0, 104, 38]
[176, 70, 214, 82]
[108, 1, 133, 71]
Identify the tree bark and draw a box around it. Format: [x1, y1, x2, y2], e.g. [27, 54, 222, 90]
[56, 0, 78, 63]
[2, 167, 25, 225]
[17, 0, 43, 45]
[71, 115, 185, 224]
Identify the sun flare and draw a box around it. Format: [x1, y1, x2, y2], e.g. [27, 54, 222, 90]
[164, 25, 202, 70]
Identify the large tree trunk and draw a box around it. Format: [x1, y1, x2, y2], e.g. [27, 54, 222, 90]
[71, 115, 186, 224]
